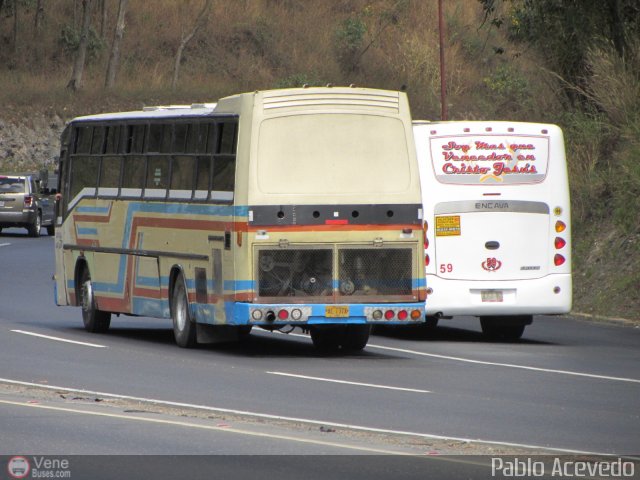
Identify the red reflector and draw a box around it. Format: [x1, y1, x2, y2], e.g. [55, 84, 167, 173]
[425, 254, 430, 267]
[277, 309, 289, 320]
[554, 254, 565, 266]
[384, 310, 395, 320]
[397, 310, 408, 320]
[554, 237, 566, 249]
[325, 219, 349, 225]
[424, 238, 429, 249]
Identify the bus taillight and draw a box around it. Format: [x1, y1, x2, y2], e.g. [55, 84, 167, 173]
[423, 221, 430, 266]
[554, 254, 566, 266]
[554, 237, 566, 249]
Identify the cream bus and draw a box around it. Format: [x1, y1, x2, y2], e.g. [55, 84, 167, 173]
[53, 87, 426, 352]
[413, 121, 572, 340]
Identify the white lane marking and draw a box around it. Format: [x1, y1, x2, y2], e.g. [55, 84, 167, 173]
[267, 371, 430, 393]
[0, 399, 414, 456]
[11, 330, 107, 348]
[271, 331, 640, 384]
[368, 344, 640, 384]
[0, 377, 605, 455]
[0, 243, 11, 247]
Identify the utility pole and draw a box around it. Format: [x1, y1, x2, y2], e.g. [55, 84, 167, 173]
[438, 0, 448, 120]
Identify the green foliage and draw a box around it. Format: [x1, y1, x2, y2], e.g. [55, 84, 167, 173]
[274, 73, 325, 89]
[479, 63, 532, 115]
[59, 24, 105, 62]
[334, 16, 367, 73]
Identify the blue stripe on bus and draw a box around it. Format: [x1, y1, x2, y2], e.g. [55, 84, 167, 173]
[76, 227, 99, 235]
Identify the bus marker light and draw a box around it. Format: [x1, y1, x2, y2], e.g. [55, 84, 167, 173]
[426, 287, 433, 295]
[411, 309, 422, 320]
[554, 254, 565, 266]
[425, 254, 430, 266]
[554, 287, 561, 294]
[555, 220, 566, 233]
[554, 237, 566, 249]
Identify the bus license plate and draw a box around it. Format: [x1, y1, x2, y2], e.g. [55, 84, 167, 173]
[326, 306, 349, 317]
[481, 290, 503, 302]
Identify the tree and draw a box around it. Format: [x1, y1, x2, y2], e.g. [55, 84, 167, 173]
[172, 0, 213, 90]
[67, 0, 94, 91]
[105, 0, 128, 89]
[34, 0, 44, 35]
[478, 0, 640, 106]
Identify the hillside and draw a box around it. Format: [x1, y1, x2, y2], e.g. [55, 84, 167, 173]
[0, 0, 638, 321]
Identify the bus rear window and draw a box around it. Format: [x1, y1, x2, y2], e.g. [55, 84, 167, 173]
[257, 114, 410, 195]
[430, 135, 550, 185]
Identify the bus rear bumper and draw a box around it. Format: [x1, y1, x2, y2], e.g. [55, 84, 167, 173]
[425, 274, 572, 317]
[232, 302, 426, 326]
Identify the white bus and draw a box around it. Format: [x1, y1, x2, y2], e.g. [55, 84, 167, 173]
[53, 87, 427, 352]
[413, 121, 572, 339]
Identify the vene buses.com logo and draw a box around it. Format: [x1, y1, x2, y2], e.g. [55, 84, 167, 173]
[7, 456, 30, 479]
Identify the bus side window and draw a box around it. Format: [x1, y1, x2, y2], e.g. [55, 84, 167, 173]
[174, 123, 188, 153]
[121, 156, 145, 197]
[212, 157, 235, 193]
[104, 125, 120, 154]
[98, 156, 122, 196]
[126, 124, 146, 153]
[145, 155, 169, 198]
[186, 123, 206, 154]
[91, 126, 106, 154]
[194, 156, 211, 200]
[69, 155, 99, 208]
[147, 124, 165, 153]
[170, 155, 195, 199]
[74, 126, 92, 154]
[218, 122, 237, 154]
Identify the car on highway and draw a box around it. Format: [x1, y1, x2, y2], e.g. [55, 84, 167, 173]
[0, 173, 56, 236]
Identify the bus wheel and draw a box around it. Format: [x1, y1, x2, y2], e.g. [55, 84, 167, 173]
[480, 316, 528, 341]
[171, 273, 197, 348]
[341, 325, 371, 351]
[310, 326, 342, 352]
[79, 269, 111, 333]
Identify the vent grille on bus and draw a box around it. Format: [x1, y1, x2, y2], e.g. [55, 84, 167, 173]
[262, 91, 400, 113]
[256, 245, 413, 302]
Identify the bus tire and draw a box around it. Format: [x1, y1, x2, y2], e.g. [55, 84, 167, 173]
[171, 273, 197, 348]
[310, 326, 342, 353]
[341, 325, 371, 351]
[28, 212, 41, 237]
[79, 269, 111, 333]
[480, 316, 528, 341]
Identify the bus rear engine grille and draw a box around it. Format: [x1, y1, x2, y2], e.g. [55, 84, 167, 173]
[256, 247, 413, 301]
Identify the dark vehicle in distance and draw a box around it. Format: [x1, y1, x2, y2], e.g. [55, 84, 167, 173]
[0, 173, 57, 236]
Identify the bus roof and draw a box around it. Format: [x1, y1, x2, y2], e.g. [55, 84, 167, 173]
[70, 86, 405, 123]
[71, 103, 219, 123]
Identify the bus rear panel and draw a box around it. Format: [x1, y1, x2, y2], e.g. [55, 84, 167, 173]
[414, 121, 571, 338]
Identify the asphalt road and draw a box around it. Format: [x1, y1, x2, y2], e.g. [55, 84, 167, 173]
[1, 228, 639, 478]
